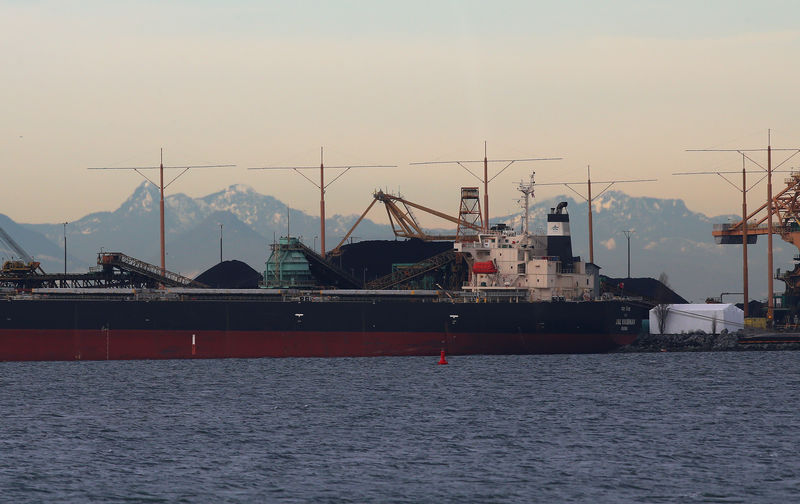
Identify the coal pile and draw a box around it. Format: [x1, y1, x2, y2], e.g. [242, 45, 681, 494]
[601, 276, 688, 304]
[195, 260, 262, 289]
[333, 239, 455, 283]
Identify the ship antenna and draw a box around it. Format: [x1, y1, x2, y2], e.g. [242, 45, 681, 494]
[517, 171, 536, 235]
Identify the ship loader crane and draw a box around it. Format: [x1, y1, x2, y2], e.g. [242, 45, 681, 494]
[329, 189, 484, 256]
[0, 226, 44, 275]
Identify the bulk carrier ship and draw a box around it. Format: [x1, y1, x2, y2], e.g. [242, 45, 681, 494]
[0, 200, 647, 361]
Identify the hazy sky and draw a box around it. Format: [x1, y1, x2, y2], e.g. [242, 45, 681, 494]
[3, 0, 800, 226]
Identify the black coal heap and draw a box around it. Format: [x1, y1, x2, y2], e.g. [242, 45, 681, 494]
[334, 239, 455, 283]
[195, 260, 262, 289]
[602, 276, 688, 304]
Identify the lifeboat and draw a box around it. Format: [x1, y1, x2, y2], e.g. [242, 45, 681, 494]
[472, 261, 497, 274]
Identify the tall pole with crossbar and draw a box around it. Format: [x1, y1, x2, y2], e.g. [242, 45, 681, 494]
[411, 142, 561, 232]
[686, 131, 800, 324]
[249, 148, 395, 258]
[537, 168, 656, 264]
[89, 150, 235, 276]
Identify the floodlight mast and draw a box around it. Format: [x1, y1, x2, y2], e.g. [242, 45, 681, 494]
[673, 156, 789, 316]
[685, 130, 800, 324]
[88, 149, 235, 277]
[537, 166, 656, 264]
[410, 142, 561, 232]
[248, 147, 395, 258]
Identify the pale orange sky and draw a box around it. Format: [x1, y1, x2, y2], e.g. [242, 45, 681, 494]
[3, 1, 800, 225]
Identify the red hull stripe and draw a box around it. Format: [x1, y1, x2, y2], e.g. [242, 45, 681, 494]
[0, 329, 636, 361]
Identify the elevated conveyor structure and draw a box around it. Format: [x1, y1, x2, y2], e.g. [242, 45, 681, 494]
[365, 250, 460, 290]
[0, 252, 208, 289]
[98, 252, 206, 288]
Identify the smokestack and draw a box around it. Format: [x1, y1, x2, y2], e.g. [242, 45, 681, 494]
[547, 202, 573, 266]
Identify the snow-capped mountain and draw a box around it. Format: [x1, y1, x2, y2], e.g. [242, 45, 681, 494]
[22, 182, 394, 277]
[10, 184, 795, 302]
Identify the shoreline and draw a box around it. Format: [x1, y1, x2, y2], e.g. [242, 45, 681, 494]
[616, 332, 800, 353]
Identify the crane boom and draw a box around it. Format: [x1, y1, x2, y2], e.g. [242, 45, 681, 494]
[329, 190, 485, 255]
[0, 226, 43, 275]
[0, 226, 34, 263]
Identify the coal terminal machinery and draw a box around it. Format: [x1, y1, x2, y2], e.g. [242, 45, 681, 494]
[0, 250, 206, 290]
[712, 168, 800, 324]
[0, 192, 650, 361]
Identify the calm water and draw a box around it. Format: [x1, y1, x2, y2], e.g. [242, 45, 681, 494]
[1, 352, 799, 503]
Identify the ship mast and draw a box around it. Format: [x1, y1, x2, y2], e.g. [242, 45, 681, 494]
[517, 171, 535, 235]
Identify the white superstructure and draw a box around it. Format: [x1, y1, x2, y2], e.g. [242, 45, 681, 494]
[455, 227, 597, 302]
[454, 173, 600, 306]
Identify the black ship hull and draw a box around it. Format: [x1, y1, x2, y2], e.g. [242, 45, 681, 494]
[0, 295, 645, 361]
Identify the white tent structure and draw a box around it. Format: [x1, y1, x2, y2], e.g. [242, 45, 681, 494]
[649, 303, 744, 335]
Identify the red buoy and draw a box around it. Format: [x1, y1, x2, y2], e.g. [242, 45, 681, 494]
[438, 349, 448, 365]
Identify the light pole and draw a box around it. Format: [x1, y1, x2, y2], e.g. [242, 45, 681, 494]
[313, 236, 318, 253]
[621, 230, 634, 278]
[219, 223, 223, 263]
[63, 222, 68, 275]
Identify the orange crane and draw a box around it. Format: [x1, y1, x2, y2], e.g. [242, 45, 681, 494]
[712, 170, 800, 297]
[693, 133, 800, 323]
[329, 190, 484, 255]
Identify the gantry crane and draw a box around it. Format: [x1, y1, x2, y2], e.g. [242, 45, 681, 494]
[712, 170, 800, 304]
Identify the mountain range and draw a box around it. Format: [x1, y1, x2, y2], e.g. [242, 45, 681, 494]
[1, 182, 793, 303]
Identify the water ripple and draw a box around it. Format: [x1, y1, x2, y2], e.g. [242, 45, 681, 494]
[1, 352, 799, 503]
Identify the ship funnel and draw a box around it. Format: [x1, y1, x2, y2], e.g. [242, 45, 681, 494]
[546, 202, 573, 265]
